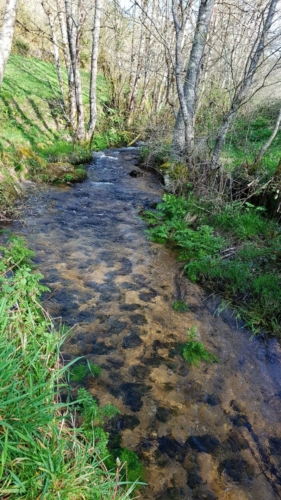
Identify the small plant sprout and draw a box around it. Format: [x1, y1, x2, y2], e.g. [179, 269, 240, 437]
[172, 299, 190, 313]
[181, 326, 219, 366]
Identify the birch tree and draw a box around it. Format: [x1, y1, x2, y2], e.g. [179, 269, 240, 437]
[65, 0, 86, 141]
[0, 0, 19, 87]
[172, 0, 214, 158]
[42, 0, 66, 111]
[88, 0, 103, 141]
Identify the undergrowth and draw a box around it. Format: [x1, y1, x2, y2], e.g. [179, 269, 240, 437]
[144, 193, 281, 337]
[0, 235, 139, 499]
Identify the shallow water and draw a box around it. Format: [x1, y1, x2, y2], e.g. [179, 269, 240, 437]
[3, 148, 281, 499]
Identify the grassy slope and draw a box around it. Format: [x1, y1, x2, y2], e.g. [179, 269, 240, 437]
[0, 54, 108, 150]
[223, 104, 281, 174]
[0, 54, 128, 216]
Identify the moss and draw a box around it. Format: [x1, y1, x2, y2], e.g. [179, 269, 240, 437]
[18, 147, 46, 167]
[44, 162, 87, 184]
[159, 161, 188, 180]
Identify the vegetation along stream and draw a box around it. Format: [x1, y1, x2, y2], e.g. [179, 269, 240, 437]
[2, 147, 281, 500]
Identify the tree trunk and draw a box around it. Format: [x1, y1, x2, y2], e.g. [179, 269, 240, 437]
[172, 0, 214, 158]
[42, 0, 66, 112]
[0, 0, 19, 87]
[251, 105, 281, 171]
[88, 0, 103, 142]
[127, 0, 147, 125]
[65, 0, 85, 141]
[211, 0, 278, 169]
[57, 0, 76, 129]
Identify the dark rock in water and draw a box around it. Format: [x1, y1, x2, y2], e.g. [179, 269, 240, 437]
[120, 281, 141, 291]
[187, 472, 202, 490]
[186, 435, 220, 455]
[129, 364, 150, 379]
[106, 356, 124, 368]
[107, 318, 127, 334]
[119, 303, 140, 311]
[231, 414, 251, 429]
[178, 365, 189, 376]
[129, 169, 143, 177]
[119, 257, 133, 274]
[226, 429, 248, 452]
[269, 436, 281, 455]
[218, 458, 255, 483]
[98, 282, 120, 295]
[119, 382, 151, 412]
[143, 353, 163, 368]
[158, 436, 186, 462]
[139, 291, 157, 302]
[156, 407, 171, 423]
[115, 415, 140, 431]
[131, 273, 148, 287]
[230, 400, 245, 412]
[123, 332, 142, 348]
[152, 339, 170, 350]
[204, 394, 220, 406]
[92, 341, 114, 355]
[156, 487, 186, 499]
[130, 313, 148, 326]
[193, 491, 218, 500]
[76, 309, 96, 322]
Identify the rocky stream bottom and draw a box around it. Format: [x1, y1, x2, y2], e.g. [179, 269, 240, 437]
[2, 147, 281, 499]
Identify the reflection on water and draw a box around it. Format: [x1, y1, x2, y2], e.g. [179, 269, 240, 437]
[2, 148, 281, 499]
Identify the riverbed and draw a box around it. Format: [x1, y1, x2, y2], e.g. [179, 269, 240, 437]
[2, 147, 281, 499]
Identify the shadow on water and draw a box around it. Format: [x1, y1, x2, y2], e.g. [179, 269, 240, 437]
[2, 147, 281, 499]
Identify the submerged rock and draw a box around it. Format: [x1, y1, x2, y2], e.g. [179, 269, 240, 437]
[218, 458, 255, 483]
[119, 382, 151, 412]
[186, 435, 220, 455]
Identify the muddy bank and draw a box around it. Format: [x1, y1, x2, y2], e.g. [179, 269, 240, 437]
[2, 147, 281, 499]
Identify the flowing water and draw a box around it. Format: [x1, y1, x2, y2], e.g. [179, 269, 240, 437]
[2, 147, 281, 499]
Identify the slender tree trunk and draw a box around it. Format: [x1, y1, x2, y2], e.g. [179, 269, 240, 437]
[42, 0, 66, 111]
[126, 2, 137, 114]
[65, 0, 85, 141]
[252, 105, 281, 170]
[172, 0, 214, 158]
[57, 1, 76, 129]
[211, 0, 278, 169]
[127, 0, 147, 125]
[88, 0, 103, 141]
[0, 0, 19, 87]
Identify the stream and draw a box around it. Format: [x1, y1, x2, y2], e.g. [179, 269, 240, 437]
[2, 147, 281, 499]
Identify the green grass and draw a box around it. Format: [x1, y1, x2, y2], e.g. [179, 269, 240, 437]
[0, 236, 138, 499]
[0, 54, 129, 193]
[223, 107, 281, 174]
[144, 193, 281, 337]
